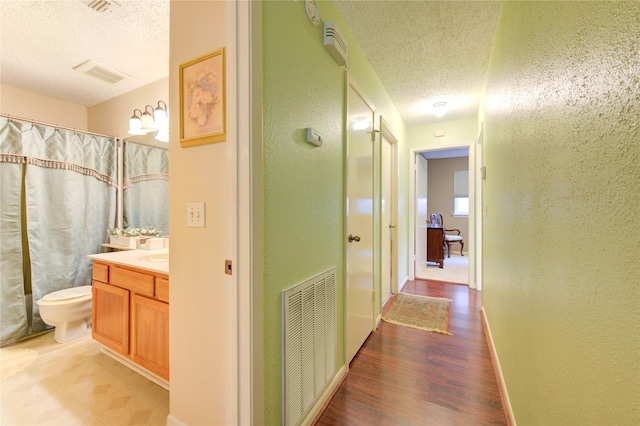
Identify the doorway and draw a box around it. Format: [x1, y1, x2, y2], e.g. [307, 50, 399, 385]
[409, 140, 482, 289]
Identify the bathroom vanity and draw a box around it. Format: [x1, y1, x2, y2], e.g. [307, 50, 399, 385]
[87, 249, 169, 388]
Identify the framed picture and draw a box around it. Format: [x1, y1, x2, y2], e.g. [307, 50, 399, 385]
[179, 48, 226, 147]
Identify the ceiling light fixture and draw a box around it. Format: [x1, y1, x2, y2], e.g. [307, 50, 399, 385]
[433, 101, 448, 118]
[128, 101, 169, 142]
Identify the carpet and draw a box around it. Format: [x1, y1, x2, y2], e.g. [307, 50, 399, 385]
[382, 293, 452, 335]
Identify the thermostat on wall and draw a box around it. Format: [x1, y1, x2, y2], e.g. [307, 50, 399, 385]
[306, 128, 323, 147]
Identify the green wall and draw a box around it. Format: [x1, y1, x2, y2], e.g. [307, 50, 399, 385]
[262, 2, 344, 423]
[481, 2, 640, 424]
[261, 1, 406, 423]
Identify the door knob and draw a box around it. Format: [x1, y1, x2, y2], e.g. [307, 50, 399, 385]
[348, 234, 361, 243]
[389, 224, 396, 229]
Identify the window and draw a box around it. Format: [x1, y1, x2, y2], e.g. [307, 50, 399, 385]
[454, 170, 469, 216]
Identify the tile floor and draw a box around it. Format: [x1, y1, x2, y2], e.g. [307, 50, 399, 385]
[0, 331, 169, 425]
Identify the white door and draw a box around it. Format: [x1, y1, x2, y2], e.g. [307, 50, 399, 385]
[346, 80, 375, 364]
[380, 120, 397, 304]
[414, 154, 428, 277]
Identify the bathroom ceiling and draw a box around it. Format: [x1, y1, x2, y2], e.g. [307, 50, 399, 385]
[0, 0, 169, 108]
[0, 1, 501, 126]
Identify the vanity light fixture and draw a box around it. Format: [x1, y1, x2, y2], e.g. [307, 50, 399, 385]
[434, 101, 448, 118]
[128, 109, 145, 135]
[128, 101, 169, 142]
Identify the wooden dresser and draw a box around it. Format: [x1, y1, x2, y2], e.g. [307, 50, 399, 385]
[427, 226, 445, 268]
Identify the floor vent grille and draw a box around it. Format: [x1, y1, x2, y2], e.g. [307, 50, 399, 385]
[283, 268, 337, 426]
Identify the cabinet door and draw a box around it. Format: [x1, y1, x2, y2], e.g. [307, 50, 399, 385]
[131, 294, 169, 379]
[92, 281, 129, 355]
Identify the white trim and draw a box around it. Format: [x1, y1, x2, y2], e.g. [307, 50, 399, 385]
[481, 307, 516, 426]
[166, 414, 187, 426]
[300, 365, 348, 426]
[235, 1, 253, 424]
[398, 275, 409, 292]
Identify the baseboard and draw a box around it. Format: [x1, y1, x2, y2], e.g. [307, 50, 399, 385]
[305, 364, 348, 425]
[480, 307, 516, 426]
[166, 414, 186, 426]
[399, 276, 409, 292]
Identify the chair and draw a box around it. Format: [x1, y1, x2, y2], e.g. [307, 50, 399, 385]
[434, 214, 464, 258]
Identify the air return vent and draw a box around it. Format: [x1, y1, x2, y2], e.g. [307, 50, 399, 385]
[80, 0, 121, 13]
[323, 21, 348, 67]
[283, 268, 337, 426]
[73, 60, 130, 84]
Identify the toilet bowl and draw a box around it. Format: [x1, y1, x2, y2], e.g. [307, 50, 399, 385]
[37, 285, 93, 343]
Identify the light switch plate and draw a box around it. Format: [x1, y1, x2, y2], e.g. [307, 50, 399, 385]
[187, 202, 205, 227]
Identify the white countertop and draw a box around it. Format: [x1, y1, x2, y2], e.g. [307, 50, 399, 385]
[88, 248, 169, 275]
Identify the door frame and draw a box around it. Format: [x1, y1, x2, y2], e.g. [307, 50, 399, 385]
[379, 117, 399, 299]
[408, 139, 481, 287]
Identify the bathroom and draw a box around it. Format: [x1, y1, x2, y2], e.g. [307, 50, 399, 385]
[0, 2, 172, 423]
[1, 1, 243, 424]
[0, 86, 171, 424]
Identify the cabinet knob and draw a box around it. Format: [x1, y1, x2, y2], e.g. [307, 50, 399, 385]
[348, 234, 361, 243]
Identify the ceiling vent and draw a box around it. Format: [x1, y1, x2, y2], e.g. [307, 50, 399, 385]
[323, 21, 348, 67]
[73, 60, 130, 84]
[80, 0, 121, 13]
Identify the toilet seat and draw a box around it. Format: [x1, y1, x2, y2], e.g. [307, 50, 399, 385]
[41, 285, 92, 302]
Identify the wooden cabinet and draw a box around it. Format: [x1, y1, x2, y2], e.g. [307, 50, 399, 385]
[131, 294, 169, 378]
[92, 281, 129, 355]
[427, 227, 445, 269]
[91, 261, 169, 380]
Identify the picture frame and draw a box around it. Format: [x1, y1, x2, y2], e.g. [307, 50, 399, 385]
[179, 48, 226, 147]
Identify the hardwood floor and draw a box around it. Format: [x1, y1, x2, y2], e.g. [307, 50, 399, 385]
[315, 280, 507, 425]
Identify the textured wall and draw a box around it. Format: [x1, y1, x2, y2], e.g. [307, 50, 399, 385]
[482, 2, 639, 424]
[261, 1, 406, 423]
[262, 2, 345, 424]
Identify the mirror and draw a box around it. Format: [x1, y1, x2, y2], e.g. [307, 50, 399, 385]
[121, 140, 169, 236]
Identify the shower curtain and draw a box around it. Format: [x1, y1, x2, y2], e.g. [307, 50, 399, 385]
[122, 141, 169, 236]
[0, 117, 117, 345]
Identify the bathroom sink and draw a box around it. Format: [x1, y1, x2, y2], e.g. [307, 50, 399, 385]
[144, 253, 169, 262]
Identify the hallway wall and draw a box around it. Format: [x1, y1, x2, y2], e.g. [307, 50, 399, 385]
[260, 1, 406, 423]
[481, 2, 639, 424]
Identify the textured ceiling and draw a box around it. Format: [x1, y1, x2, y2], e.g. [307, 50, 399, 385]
[335, 0, 502, 126]
[0, 0, 169, 107]
[0, 1, 501, 127]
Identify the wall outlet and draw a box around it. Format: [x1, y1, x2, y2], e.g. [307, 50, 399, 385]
[187, 202, 205, 227]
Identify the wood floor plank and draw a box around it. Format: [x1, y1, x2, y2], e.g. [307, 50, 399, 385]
[315, 280, 507, 425]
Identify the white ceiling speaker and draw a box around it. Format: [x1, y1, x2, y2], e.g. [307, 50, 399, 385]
[323, 21, 348, 67]
[80, 0, 121, 13]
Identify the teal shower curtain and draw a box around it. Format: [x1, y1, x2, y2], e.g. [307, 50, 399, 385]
[122, 141, 169, 236]
[0, 117, 117, 344]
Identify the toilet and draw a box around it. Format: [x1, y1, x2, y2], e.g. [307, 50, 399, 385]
[37, 285, 93, 343]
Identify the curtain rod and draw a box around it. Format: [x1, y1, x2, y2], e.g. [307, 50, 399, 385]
[0, 113, 118, 140]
